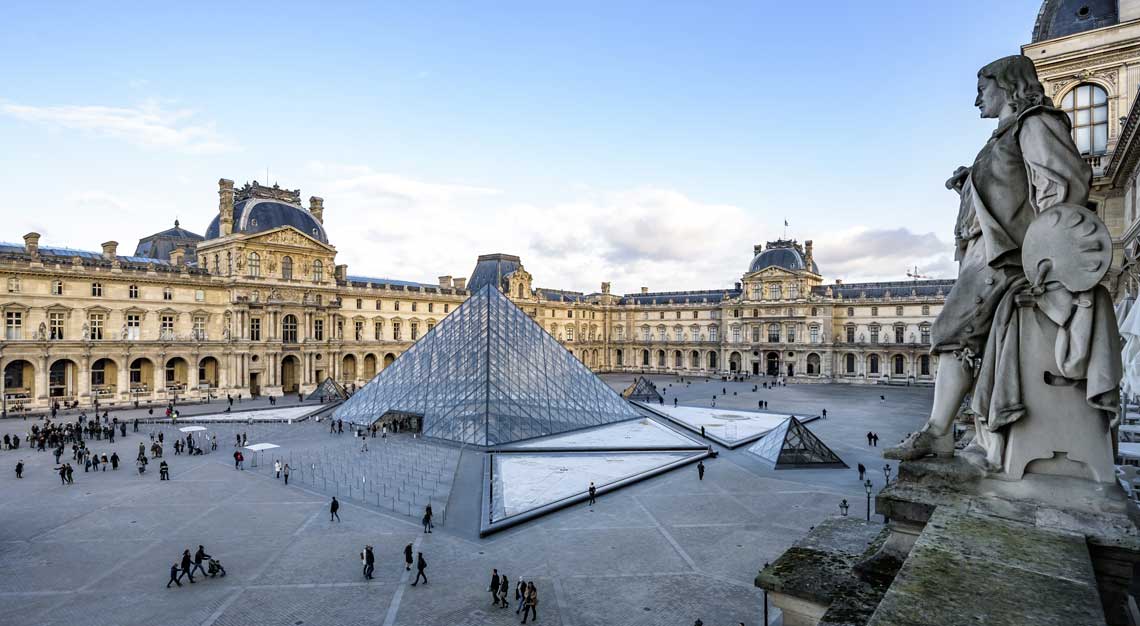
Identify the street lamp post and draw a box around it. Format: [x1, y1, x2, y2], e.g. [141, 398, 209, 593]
[883, 463, 892, 484]
[763, 561, 769, 625]
[839, 499, 849, 516]
[864, 479, 873, 522]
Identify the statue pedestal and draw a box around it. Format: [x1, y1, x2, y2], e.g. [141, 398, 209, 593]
[756, 457, 1140, 625]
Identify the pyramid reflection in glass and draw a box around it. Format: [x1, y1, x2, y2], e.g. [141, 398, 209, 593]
[333, 284, 641, 446]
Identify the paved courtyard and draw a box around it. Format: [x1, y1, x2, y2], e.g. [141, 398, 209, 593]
[0, 376, 930, 626]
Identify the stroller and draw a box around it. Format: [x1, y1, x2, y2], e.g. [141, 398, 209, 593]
[208, 558, 226, 577]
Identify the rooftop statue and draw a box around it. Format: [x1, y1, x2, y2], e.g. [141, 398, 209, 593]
[886, 55, 1122, 482]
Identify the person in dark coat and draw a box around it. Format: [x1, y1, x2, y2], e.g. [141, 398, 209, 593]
[697, 460, 705, 481]
[411, 552, 427, 585]
[857, 463, 866, 480]
[15, 460, 23, 479]
[588, 481, 596, 506]
[489, 569, 500, 604]
[498, 573, 510, 608]
[167, 562, 182, 588]
[192, 545, 210, 577]
[363, 545, 375, 579]
[404, 543, 413, 571]
[330, 497, 340, 522]
[179, 549, 195, 583]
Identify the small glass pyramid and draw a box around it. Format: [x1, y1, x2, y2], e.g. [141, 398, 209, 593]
[333, 284, 641, 446]
[748, 415, 846, 468]
[621, 376, 664, 403]
[307, 377, 348, 401]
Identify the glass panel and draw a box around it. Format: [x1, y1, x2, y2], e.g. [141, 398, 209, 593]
[1076, 109, 1090, 126]
[1093, 85, 1107, 105]
[1075, 126, 1091, 153]
[1093, 105, 1107, 123]
[1066, 111, 1075, 125]
[1062, 91, 1073, 109]
[1077, 85, 1091, 108]
[1094, 125, 1108, 153]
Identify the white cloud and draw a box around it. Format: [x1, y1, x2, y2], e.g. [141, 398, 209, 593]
[0, 99, 238, 154]
[812, 227, 956, 282]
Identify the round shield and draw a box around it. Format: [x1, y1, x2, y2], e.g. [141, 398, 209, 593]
[1022, 203, 1111, 292]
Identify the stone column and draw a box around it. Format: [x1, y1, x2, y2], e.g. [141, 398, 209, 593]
[78, 354, 91, 403]
[117, 354, 130, 402]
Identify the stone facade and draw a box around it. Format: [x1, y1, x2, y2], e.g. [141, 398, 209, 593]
[0, 179, 948, 414]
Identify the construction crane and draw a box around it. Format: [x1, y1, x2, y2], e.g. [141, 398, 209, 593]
[906, 265, 931, 280]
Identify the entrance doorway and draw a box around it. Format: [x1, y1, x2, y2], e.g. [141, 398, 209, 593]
[766, 352, 779, 376]
[281, 356, 300, 394]
[752, 361, 760, 375]
[248, 373, 260, 397]
[787, 363, 795, 377]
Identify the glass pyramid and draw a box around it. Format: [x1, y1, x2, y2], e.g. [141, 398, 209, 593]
[307, 376, 348, 401]
[748, 416, 847, 468]
[333, 284, 642, 446]
[621, 376, 663, 403]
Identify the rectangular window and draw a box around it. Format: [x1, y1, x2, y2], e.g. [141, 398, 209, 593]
[91, 282, 103, 297]
[732, 327, 741, 343]
[444, 304, 449, 313]
[921, 326, 931, 344]
[5, 311, 22, 340]
[566, 326, 574, 341]
[51, 281, 63, 296]
[895, 326, 905, 343]
[752, 326, 761, 342]
[126, 314, 140, 340]
[768, 325, 780, 342]
[411, 322, 419, 340]
[7, 277, 20, 293]
[393, 322, 402, 341]
[160, 315, 174, 335]
[786, 325, 796, 343]
[896, 306, 904, 316]
[374, 321, 383, 340]
[870, 327, 880, 344]
[163, 288, 173, 301]
[871, 306, 878, 316]
[810, 326, 819, 343]
[50, 312, 66, 340]
[195, 290, 205, 302]
[191, 316, 206, 340]
[89, 313, 104, 340]
[411, 302, 418, 312]
[376, 300, 382, 310]
[709, 327, 718, 342]
[314, 319, 324, 341]
[129, 285, 139, 299]
[250, 318, 262, 341]
[693, 311, 698, 319]
[428, 302, 434, 313]
[356, 298, 362, 309]
[846, 326, 855, 343]
[394, 301, 400, 311]
[922, 304, 930, 316]
[355, 321, 363, 341]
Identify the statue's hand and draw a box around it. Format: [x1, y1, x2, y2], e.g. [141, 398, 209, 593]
[945, 166, 969, 192]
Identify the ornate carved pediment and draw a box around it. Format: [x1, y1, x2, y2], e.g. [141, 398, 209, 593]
[246, 226, 335, 252]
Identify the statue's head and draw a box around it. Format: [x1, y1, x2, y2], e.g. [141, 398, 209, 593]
[975, 55, 1049, 119]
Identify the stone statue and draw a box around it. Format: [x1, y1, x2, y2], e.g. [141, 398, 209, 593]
[120, 324, 128, 340]
[37, 322, 46, 340]
[222, 320, 231, 340]
[886, 56, 1121, 483]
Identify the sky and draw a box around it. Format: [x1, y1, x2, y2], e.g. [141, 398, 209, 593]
[0, 0, 1045, 294]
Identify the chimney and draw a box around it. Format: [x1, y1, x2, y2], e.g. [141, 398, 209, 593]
[23, 232, 40, 257]
[754, 244, 764, 255]
[453, 277, 467, 290]
[641, 286, 648, 294]
[101, 241, 118, 260]
[601, 281, 611, 295]
[218, 178, 235, 237]
[835, 278, 843, 285]
[804, 239, 814, 270]
[310, 196, 324, 224]
[334, 264, 348, 283]
[170, 246, 186, 266]
[438, 275, 452, 289]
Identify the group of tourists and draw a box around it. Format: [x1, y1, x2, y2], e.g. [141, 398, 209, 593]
[167, 545, 225, 587]
[488, 571, 540, 623]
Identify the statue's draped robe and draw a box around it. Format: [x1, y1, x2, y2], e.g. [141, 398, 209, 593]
[931, 106, 1091, 355]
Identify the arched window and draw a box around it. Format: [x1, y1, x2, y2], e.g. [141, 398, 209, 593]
[247, 252, 260, 277]
[642, 349, 650, 366]
[767, 323, 780, 342]
[517, 284, 524, 298]
[894, 355, 905, 375]
[313, 260, 323, 282]
[869, 354, 880, 374]
[768, 284, 782, 300]
[616, 349, 623, 366]
[282, 314, 298, 343]
[281, 256, 293, 280]
[1061, 83, 1108, 155]
[845, 353, 855, 374]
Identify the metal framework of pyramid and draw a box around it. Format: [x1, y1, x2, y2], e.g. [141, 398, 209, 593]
[307, 377, 348, 401]
[333, 284, 641, 446]
[621, 376, 663, 403]
[748, 416, 847, 469]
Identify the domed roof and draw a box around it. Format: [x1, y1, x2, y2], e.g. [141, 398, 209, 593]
[134, 220, 204, 260]
[1032, 0, 1117, 43]
[204, 198, 328, 243]
[748, 240, 819, 274]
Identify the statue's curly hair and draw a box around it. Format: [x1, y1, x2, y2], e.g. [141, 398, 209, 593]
[978, 55, 1053, 113]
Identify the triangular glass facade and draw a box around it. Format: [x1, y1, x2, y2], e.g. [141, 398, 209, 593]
[748, 416, 846, 468]
[306, 376, 348, 401]
[621, 376, 663, 403]
[333, 284, 641, 446]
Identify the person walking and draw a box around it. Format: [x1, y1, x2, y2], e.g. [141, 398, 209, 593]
[57, 463, 67, 485]
[191, 545, 210, 578]
[587, 481, 596, 506]
[521, 582, 538, 623]
[330, 497, 341, 522]
[411, 552, 427, 586]
[363, 545, 375, 580]
[866, 431, 873, 446]
[15, 460, 23, 479]
[857, 463, 866, 480]
[498, 573, 510, 608]
[159, 460, 170, 480]
[167, 561, 183, 588]
[404, 543, 413, 571]
[697, 460, 705, 481]
[274, 460, 282, 479]
[110, 452, 119, 470]
[515, 579, 527, 614]
[489, 569, 500, 605]
[179, 549, 195, 584]
[283, 463, 291, 485]
[424, 504, 434, 532]
[872, 433, 879, 447]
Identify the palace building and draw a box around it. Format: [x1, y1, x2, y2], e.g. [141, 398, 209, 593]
[0, 178, 949, 413]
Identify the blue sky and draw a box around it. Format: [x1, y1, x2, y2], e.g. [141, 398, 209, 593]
[0, 0, 1044, 292]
